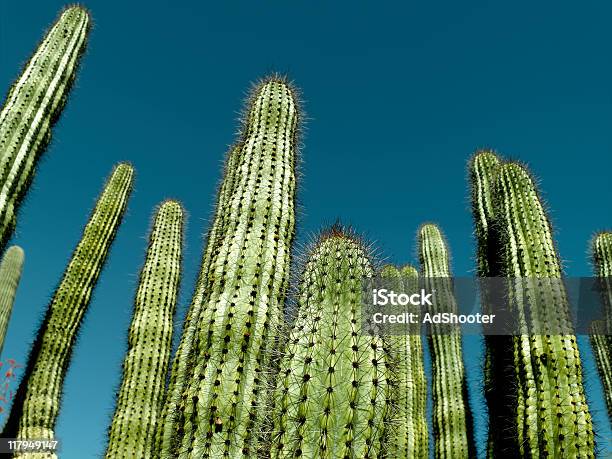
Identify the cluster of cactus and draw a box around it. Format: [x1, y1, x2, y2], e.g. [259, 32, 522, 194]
[469, 150, 595, 457]
[0, 4, 610, 459]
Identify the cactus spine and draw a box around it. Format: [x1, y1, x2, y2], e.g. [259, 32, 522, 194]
[159, 78, 298, 458]
[0, 245, 24, 355]
[589, 232, 612, 420]
[491, 162, 594, 457]
[106, 200, 184, 458]
[1, 163, 133, 451]
[0, 6, 90, 254]
[380, 264, 428, 458]
[270, 229, 388, 458]
[418, 224, 474, 459]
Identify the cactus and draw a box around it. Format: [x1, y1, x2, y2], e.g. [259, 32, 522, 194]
[270, 228, 389, 458]
[0, 246, 24, 356]
[1, 163, 133, 449]
[489, 162, 594, 457]
[380, 264, 428, 458]
[106, 200, 184, 458]
[589, 232, 612, 421]
[158, 78, 298, 458]
[418, 223, 475, 459]
[468, 150, 514, 456]
[155, 144, 241, 454]
[0, 6, 90, 254]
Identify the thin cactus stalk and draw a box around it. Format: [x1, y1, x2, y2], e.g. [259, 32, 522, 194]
[0, 245, 24, 356]
[1, 163, 133, 452]
[468, 150, 514, 457]
[589, 232, 612, 421]
[270, 229, 388, 458]
[106, 200, 184, 458]
[155, 144, 241, 454]
[159, 78, 298, 458]
[418, 223, 474, 459]
[0, 6, 90, 254]
[380, 264, 428, 459]
[492, 162, 594, 457]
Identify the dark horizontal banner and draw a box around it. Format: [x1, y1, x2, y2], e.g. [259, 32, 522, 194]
[361, 276, 612, 335]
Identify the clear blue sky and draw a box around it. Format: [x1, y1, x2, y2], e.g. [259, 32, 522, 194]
[1, 1, 611, 457]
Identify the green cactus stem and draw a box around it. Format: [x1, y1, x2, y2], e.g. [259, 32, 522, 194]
[155, 144, 242, 455]
[380, 264, 428, 459]
[106, 200, 184, 458]
[418, 223, 475, 459]
[1, 163, 133, 449]
[270, 228, 388, 458]
[492, 162, 594, 457]
[589, 232, 612, 421]
[0, 6, 90, 254]
[468, 149, 514, 457]
[0, 245, 24, 356]
[159, 78, 299, 458]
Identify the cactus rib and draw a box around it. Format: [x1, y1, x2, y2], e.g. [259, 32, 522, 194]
[0, 246, 25, 356]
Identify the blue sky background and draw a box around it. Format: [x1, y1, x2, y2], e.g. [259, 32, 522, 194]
[1, 1, 611, 457]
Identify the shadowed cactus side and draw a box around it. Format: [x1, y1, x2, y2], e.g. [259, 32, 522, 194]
[0, 245, 24, 356]
[0, 6, 90, 254]
[270, 228, 389, 458]
[489, 162, 594, 457]
[380, 264, 428, 459]
[105, 200, 184, 458]
[418, 223, 474, 459]
[158, 78, 299, 458]
[1, 163, 133, 451]
[589, 232, 612, 421]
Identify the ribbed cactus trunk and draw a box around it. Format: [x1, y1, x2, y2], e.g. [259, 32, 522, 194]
[106, 200, 183, 458]
[159, 78, 298, 458]
[491, 162, 594, 457]
[380, 264, 428, 458]
[0, 6, 90, 254]
[1, 164, 133, 453]
[418, 224, 474, 459]
[589, 232, 612, 421]
[0, 246, 24, 356]
[155, 144, 242, 454]
[270, 229, 389, 458]
[469, 150, 515, 457]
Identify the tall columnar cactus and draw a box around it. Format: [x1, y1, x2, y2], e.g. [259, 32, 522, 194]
[106, 200, 184, 458]
[0, 245, 24, 355]
[380, 264, 428, 459]
[490, 162, 594, 457]
[418, 224, 474, 459]
[158, 78, 298, 458]
[155, 144, 242, 454]
[468, 149, 514, 456]
[589, 232, 612, 421]
[1, 163, 133, 450]
[270, 229, 389, 458]
[0, 6, 90, 254]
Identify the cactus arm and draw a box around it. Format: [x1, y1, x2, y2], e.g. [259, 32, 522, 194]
[381, 264, 428, 458]
[494, 163, 594, 457]
[161, 78, 298, 458]
[106, 200, 183, 458]
[155, 144, 241, 456]
[418, 224, 474, 459]
[0, 6, 90, 254]
[271, 231, 388, 458]
[590, 232, 612, 421]
[0, 246, 24, 356]
[0, 164, 133, 452]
